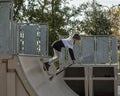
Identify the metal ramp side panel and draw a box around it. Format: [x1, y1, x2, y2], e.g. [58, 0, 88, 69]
[22, 25, 38, 54]
[111, 37, 118, 63]
[0, 2, 12, 54]
[96, 36, 109, 64]
[80, 37, 95, 64]
[18, 55, 79, 96]
[39, 24, 48, 55]
[17, 24, 48, 55]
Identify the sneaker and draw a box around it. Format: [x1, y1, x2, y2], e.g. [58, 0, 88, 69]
[43, 62, 50, 71]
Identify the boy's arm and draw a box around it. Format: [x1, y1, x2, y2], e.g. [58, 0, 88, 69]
[68, 48, 76, 64]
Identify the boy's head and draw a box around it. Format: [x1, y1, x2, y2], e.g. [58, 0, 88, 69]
[73, 34, 80, 44]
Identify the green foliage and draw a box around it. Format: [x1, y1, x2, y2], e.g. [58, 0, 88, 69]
[78, 2, 112, 35]
[13, 0, 24, 21]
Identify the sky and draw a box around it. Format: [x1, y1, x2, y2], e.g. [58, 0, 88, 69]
[69, 0, 120, 7]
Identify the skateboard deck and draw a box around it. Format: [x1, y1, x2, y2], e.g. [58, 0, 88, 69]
[49, 63, 73, 80]
[40, 58, 73, 81]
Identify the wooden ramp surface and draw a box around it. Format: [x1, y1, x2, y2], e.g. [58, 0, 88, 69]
[18, 55, 78, 96]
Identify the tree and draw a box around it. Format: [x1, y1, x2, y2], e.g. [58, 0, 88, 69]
[111, 7, 120, 35]
[13, 0, 25, 21]
[77, 2, 112, 35]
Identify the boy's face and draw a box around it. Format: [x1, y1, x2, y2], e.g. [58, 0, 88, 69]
[74, 39, 80, 44]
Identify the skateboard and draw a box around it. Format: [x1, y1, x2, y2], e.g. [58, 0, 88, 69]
[49, 63, 73, 80]
[40, 58, 73, 81]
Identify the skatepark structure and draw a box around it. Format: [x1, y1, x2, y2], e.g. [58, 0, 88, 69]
[5, 55, 78, 96]
[0, 0, 120, 96]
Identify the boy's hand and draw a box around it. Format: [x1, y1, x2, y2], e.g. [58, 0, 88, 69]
[72, 60, 76, 64]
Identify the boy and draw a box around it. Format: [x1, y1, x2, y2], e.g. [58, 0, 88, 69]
[43, 34, 81, 71]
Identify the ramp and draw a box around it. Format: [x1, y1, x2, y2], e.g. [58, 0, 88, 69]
[18, 55, 78, 96]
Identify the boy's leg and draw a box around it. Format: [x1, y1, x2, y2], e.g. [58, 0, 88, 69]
[43, 62, 50, 71]
[44, 49, 60, 71]
[48, 49, 60, 64]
